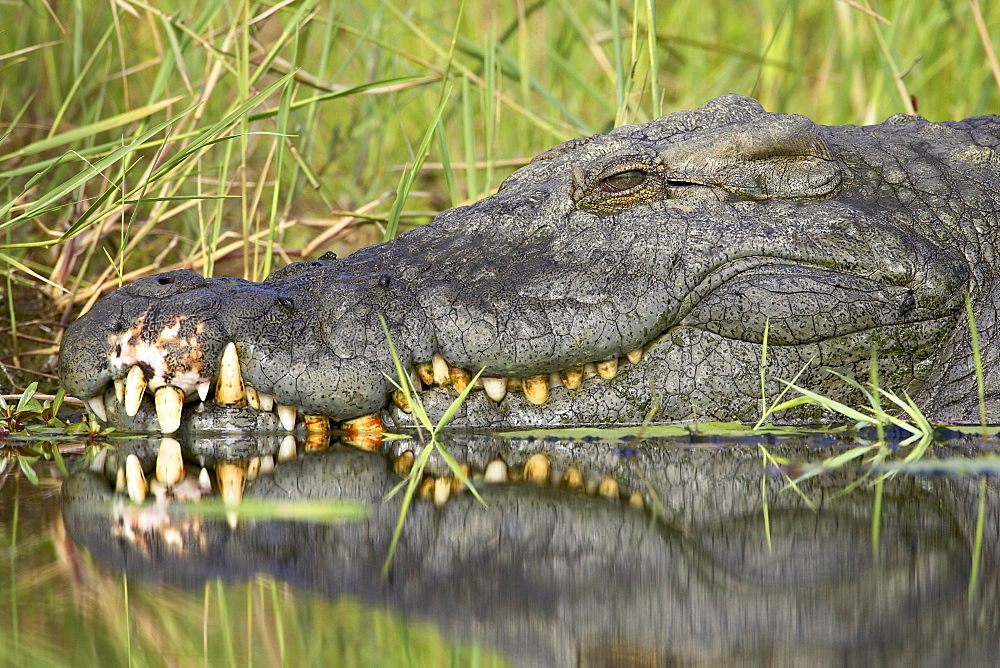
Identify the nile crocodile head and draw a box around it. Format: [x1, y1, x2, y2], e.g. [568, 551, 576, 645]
[58, 95, 1000, 433]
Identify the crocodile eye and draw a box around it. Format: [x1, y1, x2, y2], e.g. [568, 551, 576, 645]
[598, 169, 647, 192]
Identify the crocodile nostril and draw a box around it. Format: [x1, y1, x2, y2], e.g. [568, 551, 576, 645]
[158, 276, 174, 285]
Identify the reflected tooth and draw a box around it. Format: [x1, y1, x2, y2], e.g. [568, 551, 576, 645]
[523, 375, 550, 405]
[277, 435, 297, 461]
[259, 455, 274, 475]
[628, 491, 645, 509]
[484, 459, 508, 483]
[245, 386, 260, 411]
[306, 433, 331, 452]
[415, 361, 434, 387]
[277, 404, 297, 431]
[583, 362, 599, 379]
[115, 467, 126, 494]
[451, 464, 471, 494]
[627, 348, 643, 364]
[124, 365, 147, 417]
[114, 379, 125, 403]
[304, 414, 330, 433]
[450, 368, 471, 392]
[89, 447, 108, 474]
[598, 476, 620, 499]
[214, 342, 246, 407]
[433, 477, 452, 508]
[154, 386, 185, 434]
[418, 477, 435, 499]
[391, 390, 412, 414]
[482, 377, 508, 402]
[596, 359, 618, 380]
[247, 456, 261, 481]
[155, 438, 184, 486]
[258, 392, 274, 412]
[216, 462, 246, 529]
[85, 395, 108, 422]
[431, 352, 451, 386]
[198, 467, 212, 492]
[524, 453, 551, 483]
[197, 380, 211, 402]
[562, 465, 584, 490]
[125, 454, 147, 503]
[560, 367, 584, 390]
[393, 450, 415, 477]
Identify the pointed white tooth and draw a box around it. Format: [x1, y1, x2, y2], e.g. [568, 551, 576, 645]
[115, 467, 126, 494]
[155, 437, 184, 486]
[627, 348, 643, 364]
[114, 379, 125, 403]
[245, 386, 260, 410]
[277, 404, 296, 431]
[482, 377, 508, 402]
[214, 342, 246, 407]
[277, 435, 297, 461]
[154, 386, 184, 434]
[524, 453, 551, 483]
[484, 459, 508, 483]
[596, 359, 618, 380]
[89, 447, 108, 473]
[197, 380, 211, 402]
[85, 395, 108, 422]
[257, 392, 274, 412]
[433, 477, 451, 508]
[431, 352, 451, 386]
[125, 454, 147, 503]
[583, 362, 599, 379]
[198, 467, 212, 492]
[523, 375, 550, 405]
[124, 365, 147, 417]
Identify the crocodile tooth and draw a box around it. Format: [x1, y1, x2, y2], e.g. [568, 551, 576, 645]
[560, 366, 584, 390]
[598, 476, 620, 499]
[391, 390, 412, 414]
[393, 450, 415, 477]
[259, 455, 274, 475]
[257, 392, 274, 412]
[85, 395, 108, 422]
[214, 342, 246, 407]
[507, 377, 522, 391]
[524, 453, 551, 483]
[627, 348, 643, 364]
[583, 362, 598, 379]
[114, 379, 125, 403]
[415, 361, 435, 387]
[409, 366, 424, 390]
[277, 435, 297, 461]
[125, 454, 147, 503]
[431, 352, 451, 386]
[482, 377, 508, 402]
[124, 365, 147, 417]
[523, 375, 550, 405]
[418, 477, 435, 499]
[304, 414, 330, 433]
[450, 367, 471, 392]
[484, 459, 508, 483]
[341, 413, 383, 433]
[247, 456, 261, 481]
[154, 386, 185, 434]
[89, 447, 108, 473]
[562, 465, 584, 490]
[155, 437, 184, 486]
[628, 491, 644, 509]
[451, 463, 471, 494]
[277, 404, 297, 431]
[197, 380, 211, 402]
[596, 359, 618, 380]
[433, 477, 452, 508]
[245, 386, 260, 411]
[115, 466, 126, 494]
[216, 461, 246, 529]
[548, 372, 563, 388]
[198, 467, 212, 491]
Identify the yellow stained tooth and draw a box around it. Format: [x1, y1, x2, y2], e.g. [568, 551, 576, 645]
[391, 390, 412, 414]
[562, 465, 584, 490]
[304, 414, 330, 433]
[124, 366, 147, 417]
[246, 386, 260, 410]
[483, 459, 508, 483]
[415, 362, 434, 387]
[583, 362, 599, 379]
[197, 380, 211, 402]
[418, 477, 435, 499]
[125, 454, 147, 503]
[524, 453, 551, 483]
[155, 438, 184, 486]
[277, 404, 297, 431]
[114, 379, 125, 403]
[598, 476, 620, 499]
[86, 395, 108, 422]
[433, 477, 452, 507]
[451, 463, 471, 494]
[257, 392, 274, 412]
[277, 435, 297, 461]
[482, 377, 508, 402]
[154, 386, 185, 434]
[115, 467, 126, 494]
[393, 450, 415, 477]
[628, 491, 644, 509]
[560, 366, 584, 390]
[596, 359, 618, 380]
[627, 348, 643, 364]
[247, 456, 261, 481]
[523, 375, 550, 405]
[215, 342, 246, 407]
[450, 367, 471, 392]
[216, 462, 246, 529]
[431, 352, 451, 386]
[341, 413, 383, 433]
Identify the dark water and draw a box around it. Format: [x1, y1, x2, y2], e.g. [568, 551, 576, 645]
[2, 427, 998, 667]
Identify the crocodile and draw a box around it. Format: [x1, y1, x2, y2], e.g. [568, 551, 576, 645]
[58, 94, 1000, 433]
